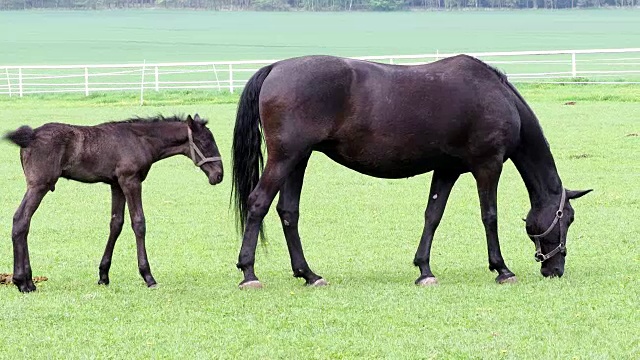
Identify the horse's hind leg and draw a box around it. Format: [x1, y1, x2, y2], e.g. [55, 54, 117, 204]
[414, 170, 459, 286]
[98, 184, 126, 285]
[237, 157, 301, 289]
[119, 177, 157, 287]
[276, 155, 325, 287]
[472, 158, 516, 284]
[12, 185, 49, 292]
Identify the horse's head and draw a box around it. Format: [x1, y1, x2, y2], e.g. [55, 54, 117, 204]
[525, 188, 592, 278]
[186, 114, 223, 185]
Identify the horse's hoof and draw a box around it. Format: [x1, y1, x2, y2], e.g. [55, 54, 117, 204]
[308, 278, 328, 287]
[98, 279, 109, 286]
[416, 277, 439, 286]
[497, 275, 517, 284]
[147, 283, 158, 289]
[239, 280, 263, 289]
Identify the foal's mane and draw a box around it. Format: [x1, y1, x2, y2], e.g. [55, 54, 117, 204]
[111, 114, 208, 125]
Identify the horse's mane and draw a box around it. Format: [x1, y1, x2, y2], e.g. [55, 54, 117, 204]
[111, 114, 208, 125]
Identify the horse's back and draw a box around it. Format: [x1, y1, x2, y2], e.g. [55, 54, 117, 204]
[259, 55, 522, 177]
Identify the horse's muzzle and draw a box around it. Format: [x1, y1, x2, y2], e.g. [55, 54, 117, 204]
[541, 266, 564, 278]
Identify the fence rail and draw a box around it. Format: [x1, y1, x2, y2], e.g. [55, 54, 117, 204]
[2, 48, 640, 98]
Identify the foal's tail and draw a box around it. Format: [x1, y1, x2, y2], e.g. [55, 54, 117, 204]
[4, 126, 35, 148]
[232, 65, 273, 238]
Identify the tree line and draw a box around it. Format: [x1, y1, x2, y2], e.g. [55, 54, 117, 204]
[0, 0, 637, 11]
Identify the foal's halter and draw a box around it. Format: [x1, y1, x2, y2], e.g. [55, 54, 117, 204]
[528, 189, 567, 263]
[187, 127, 221, 167]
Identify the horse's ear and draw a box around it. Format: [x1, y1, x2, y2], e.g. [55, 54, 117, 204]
[186, 114, 194, 127]
[566, 189, 593, 200]
[193, 113, 201, 122]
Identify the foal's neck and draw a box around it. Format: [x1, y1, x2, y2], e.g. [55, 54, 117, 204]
[136, 122, 189, 162]
[511, 115, 563, 209]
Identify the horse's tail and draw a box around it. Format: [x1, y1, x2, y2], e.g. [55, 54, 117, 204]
[232, 64, 273, 239]
[4, 125, 35, 148]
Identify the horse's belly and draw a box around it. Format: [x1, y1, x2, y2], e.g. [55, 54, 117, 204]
[317, 145, 467, 179]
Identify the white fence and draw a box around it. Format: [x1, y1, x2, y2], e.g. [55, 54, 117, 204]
[1, 48, 640, 98]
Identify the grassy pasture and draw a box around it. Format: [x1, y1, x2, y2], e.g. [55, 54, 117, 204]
[1, 9, 640, 65]
[0, 86, 638, 358]
[0, 8, 639, 360]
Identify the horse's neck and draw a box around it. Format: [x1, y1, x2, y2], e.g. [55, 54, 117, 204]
[511, 116, 563, 209]
[136, 122, 188, 161]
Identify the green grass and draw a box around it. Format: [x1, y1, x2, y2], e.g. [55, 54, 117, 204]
[0, 8, 638, 359]
[0, 86, 638, 358]
[1, 9, 640, 65]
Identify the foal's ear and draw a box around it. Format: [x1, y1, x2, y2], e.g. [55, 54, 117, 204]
[186, 114, 194, 127]
[566, 189, 593, 200]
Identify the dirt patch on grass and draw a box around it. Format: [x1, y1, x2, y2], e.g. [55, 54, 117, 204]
[626, 133, 638, 137]
[0, 273, 48, 285]
[569, 153, 593, 160]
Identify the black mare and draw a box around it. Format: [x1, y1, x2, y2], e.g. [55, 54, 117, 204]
[5, 114, 223, 292]
[232, 55, 591, 289]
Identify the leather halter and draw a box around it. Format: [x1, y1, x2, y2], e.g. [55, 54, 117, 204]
[528, 189, 567, 262]
[188, 127, 221, 167]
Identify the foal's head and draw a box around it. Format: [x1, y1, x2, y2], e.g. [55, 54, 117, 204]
[525, 188, 592, 278]
[186, 114, 223, 185]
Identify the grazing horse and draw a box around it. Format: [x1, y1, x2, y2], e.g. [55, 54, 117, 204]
[5, 114, 223, 292]
[232, 55, 591, 289]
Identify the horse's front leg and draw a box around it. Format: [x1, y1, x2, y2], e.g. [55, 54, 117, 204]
[119, 177, 156, 287]
[414, 170, 460, 286]
[98, 184, 126, 285]
[12, 185, 49, 292]
[472, 159, 516, 284]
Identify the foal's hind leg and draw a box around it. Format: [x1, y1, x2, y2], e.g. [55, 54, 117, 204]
[237, 157, 300, 289]
[414, 170, 459, 286]
[276, 156, 325, 287]
[12, 185, 49, 292]
[98, 184, 126, 285]
[472, 158, 516, 284]
[119, 177, 157, 287]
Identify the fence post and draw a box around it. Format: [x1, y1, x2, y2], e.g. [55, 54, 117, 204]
[5, 68, 11, 97]
[571, 52, 577, 78]
[229, 64, 233, 93]
[212, 64, 221, 92]
[389, 58, 394, 65]
[140, 61, 146, 106]
[18, 67, 23, 97]
[84, 67, 89, 96]
[154, 66, 159, 91]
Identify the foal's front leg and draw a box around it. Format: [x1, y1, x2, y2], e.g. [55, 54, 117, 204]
[119, 177, 157, 287]
[12, 185, 49, 292]
[98, 184, 126, 285]
[472, 159, 516, 284]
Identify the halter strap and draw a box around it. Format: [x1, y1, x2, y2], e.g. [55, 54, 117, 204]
[528, 189, 567, 262]
[188, 127, 221, 167]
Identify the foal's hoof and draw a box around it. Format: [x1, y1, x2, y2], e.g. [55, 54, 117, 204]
[98, 279, 109, 286]
[496, 274, 517, 284]
[16, 283, 37, 293]
[239, 280, 263, 289]
[307, 278, 329, 287]
[416, 277, 439, 286]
